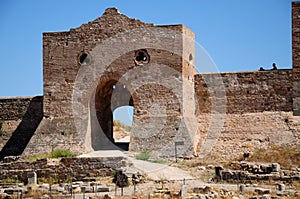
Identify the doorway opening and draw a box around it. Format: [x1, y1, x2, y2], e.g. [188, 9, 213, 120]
[113, 106, 133, 150]
[94, 79, 134, 151]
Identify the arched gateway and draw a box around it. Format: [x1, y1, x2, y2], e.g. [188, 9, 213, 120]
[23, 8, 198, 157]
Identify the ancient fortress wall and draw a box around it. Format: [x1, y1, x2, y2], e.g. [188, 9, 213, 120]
[197, 111, 300, 161]
[195, 70, 293, 114]
[194, 70, 298, 160]
[42, 8, 154, 118]
[0, 97, 34, 151]
[0, 96, 43, 158]
[292, 2, 300, 116]
[0, 97, 40, 120]
[0, 4, 299, 159]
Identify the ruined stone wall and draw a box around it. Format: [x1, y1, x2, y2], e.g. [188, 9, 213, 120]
[197, 111, 300, 161]
[0, 97, 43, 159]
[292, 2, 300, 116]
[195, 70, 293, 114]
[43, 8, 154, 118]
[35, 7, 197, 157]
[0, 97, 39, 121]
[2, 6, 299, 160]
[0, 157, 128, 182]
[0, 97, 43, 155]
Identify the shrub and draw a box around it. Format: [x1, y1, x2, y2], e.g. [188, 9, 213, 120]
[25, 149, 77, 162]
[136, 150, 151, 160]
[38, 176, 59, 184]
[25, 154, 48, 162]
[1, 178, 21, 184]
[49, 149, 77, 158]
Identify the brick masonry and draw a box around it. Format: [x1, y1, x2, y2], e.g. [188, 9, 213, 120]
[293, 2, 300, 116]
[0, 5, 299, 160]
[195, 70, 293, 114]
[0, 97, 41, 121]
[0, 97, 43, 158]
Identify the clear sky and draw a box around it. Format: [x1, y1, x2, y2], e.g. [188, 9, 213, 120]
[0, 0, 293, 125]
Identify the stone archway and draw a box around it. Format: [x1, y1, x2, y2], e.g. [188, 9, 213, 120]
[94, 77, 134, 150]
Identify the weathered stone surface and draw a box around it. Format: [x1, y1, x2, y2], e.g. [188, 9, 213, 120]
[0, 5, 300, 160]
[195, 70, 293, 114]
[197, 111, 300, 161]
[254, 188, 271, 195]
[0, 157, 129, 182]
[293, 2, 300, 116]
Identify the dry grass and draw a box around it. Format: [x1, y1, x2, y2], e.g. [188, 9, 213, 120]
[113, 120, 131, 132]
[246, 145, 300, 169]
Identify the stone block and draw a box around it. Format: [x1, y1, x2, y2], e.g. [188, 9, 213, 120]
[254, 188, 271, 195]
[95, 186, 109, 192]
[180, 185, 187, 198]
[27, 172, 37, 185]
[192, 185, 211, 194]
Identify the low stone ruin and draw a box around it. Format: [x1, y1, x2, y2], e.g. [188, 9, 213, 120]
[0, 157, 129, 183]
[215, 162, 300, 183]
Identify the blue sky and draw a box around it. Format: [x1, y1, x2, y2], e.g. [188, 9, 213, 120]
[0, 0, 293, 125]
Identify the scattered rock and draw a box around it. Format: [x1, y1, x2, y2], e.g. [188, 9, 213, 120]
[95, 186, 109, 192]
[254, 188, 271, 195]
[3, 156, 20, 163]
[0, 193, 12, 199]
[198, 166, 206, 170]
[193, 185, 211, 194]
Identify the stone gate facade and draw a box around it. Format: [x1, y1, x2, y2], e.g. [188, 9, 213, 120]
[0, 4, 300, 160]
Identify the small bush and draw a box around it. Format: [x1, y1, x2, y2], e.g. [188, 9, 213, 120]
[25, 154, 48, 162]
[136, 150, 151, 160]
[1, 178, 21, 184]
[38, 176, 59, 184]
[49, 149, 77, 158]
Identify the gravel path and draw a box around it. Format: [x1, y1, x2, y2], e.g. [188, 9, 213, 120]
[79, 150, 194, 181]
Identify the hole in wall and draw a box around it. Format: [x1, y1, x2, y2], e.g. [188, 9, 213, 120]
[136, 52, 147, 62]
[134, 49, 150, 65]
[189, 53, 193, 61]
[79, 52, 91, 65]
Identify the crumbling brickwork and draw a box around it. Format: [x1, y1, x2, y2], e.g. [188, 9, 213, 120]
[0, 97, 41, 120]
[0, 5, 299, 160]
[195, 70, 293, 114]
[0, 96, 43, 159]
[26, 8, 196, 157]
[292, 2, 300, 116]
